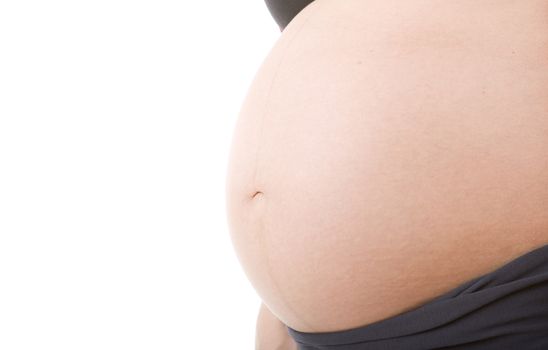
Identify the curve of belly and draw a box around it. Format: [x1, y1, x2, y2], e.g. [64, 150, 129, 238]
[225, 0, 548, 333]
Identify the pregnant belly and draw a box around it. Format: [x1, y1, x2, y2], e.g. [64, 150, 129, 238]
[225, 0, 548, 333]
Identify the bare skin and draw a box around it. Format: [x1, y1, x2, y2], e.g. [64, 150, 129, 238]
[226, 0, 548, 334]
[255, 303, 298, 350]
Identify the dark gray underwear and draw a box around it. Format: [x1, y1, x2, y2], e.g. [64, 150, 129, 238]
[287, 243, 548, 349]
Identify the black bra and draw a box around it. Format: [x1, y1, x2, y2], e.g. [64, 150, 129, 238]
[264, 0, 315, 31]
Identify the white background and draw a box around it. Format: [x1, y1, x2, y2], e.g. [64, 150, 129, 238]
[0, 1, 280, 348]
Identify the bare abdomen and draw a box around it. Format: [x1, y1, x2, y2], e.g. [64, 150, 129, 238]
[225, 0, 548, 333]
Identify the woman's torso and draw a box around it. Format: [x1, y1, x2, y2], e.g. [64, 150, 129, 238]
[225, 0, 548, 333]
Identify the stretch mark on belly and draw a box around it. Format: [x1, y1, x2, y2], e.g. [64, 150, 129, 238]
[243, 1, 328, 330]
[249, 0, 320, 194]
